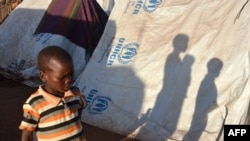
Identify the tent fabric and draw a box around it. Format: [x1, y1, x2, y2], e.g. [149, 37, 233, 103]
[0, 0, 87, 87]
[34, 0, 108, 56]
[0, 0, 249, 140]
[96, 0, 115, 16]
[74, 0, 250, 141]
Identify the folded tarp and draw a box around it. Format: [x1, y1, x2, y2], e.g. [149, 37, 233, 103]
[74, 0, 250, 141]
[34, 0, 108, 57]
[0, 0, 87, 87]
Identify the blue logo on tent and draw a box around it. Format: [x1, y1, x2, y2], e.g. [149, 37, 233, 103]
[132, 0, 161, 14]
[106, 38, 138, 66]
[84, 88, 112, 114]
[35, 33, 52, 45]
[118, 42, 139, 64]
[87, 96, 111, 114]
[143, 0, 162, 13]
[7, 59, 26, 73]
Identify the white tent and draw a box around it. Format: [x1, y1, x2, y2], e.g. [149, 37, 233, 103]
[75, 0, 250, 141]
[0, 0, 249, 141]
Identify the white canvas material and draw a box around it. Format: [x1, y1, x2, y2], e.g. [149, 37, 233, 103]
[74, 0, 250, 141]
[0, 0, 249, 141]
[0, 0, 87, 87]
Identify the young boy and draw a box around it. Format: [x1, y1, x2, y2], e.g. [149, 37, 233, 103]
[19, 46, 87, 141]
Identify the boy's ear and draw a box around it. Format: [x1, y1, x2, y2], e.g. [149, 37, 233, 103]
[39, 71, 47, 83]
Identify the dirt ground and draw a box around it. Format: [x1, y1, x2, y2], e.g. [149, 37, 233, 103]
[0, 77, 139, 141]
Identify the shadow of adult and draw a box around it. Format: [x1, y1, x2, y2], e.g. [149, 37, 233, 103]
[142, 34, 194, 140]
[183, 58, 223, 141]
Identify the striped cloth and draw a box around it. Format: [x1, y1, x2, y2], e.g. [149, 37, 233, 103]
[19, 86, 86, 141]
[35, 0, 108, 56]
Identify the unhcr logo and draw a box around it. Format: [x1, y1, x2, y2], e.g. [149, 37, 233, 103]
[118, 42, 138, 64]
[143, 0, 162, 13]
[107, 38, 139, 66]
[107, 38, 125, 66]
[133, 0, 162, 14]
[85, 89, 112, 114]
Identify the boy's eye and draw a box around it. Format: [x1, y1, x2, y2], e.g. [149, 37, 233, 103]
[56, 76, 67, 80]
[57, 72, 73, 80]
[62, 75, 73, 80]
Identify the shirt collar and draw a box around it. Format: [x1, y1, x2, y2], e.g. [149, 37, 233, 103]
[38, 85, 74, 106]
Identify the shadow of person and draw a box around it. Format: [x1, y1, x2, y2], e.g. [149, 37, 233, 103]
[168, 54, 195, 135]
[73, 19, 144, 141]
[183, 58, 223, 141]
[139, 34, 193, 140]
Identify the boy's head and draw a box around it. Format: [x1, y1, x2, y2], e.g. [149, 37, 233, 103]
[37, 46, 74, 97]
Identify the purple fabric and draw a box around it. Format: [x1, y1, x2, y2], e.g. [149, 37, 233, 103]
[35, 0, 108, 56]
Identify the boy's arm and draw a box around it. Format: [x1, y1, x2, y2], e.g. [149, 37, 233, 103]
[81, 94, 87, 109]
[21, 130, 33, 141]
[71, 86, 87, 109]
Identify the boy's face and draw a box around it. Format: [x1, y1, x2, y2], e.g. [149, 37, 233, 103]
[40, 58, 74, 97]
